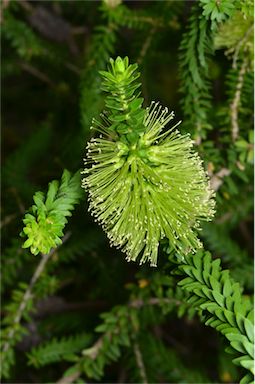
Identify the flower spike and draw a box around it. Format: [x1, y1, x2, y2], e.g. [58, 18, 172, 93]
[82, 57, 215, 266]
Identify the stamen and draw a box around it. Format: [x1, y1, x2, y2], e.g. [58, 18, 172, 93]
[82, 102, 215, 266]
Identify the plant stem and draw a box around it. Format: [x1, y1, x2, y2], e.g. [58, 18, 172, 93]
[133, 340, 148, 384]
[230, 59, 248, 141]
[1, 233, 71, 357]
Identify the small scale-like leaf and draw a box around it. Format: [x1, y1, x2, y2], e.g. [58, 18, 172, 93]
[230, 340, 246, 354]
[223, 278, 232, 297]
[212, 291, 225, 307]
[244, 318, 254, 343]
[239, 372, 254, 384]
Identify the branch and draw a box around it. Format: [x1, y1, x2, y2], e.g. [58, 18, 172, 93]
[35, 297, 107, 317]
[232, 24, 253, 69]
[0, 213, 17, 229]
[137, 27, 156, 64]
[230, 59, 248, 142]
[56, 297, 181, 384]
[56, 371, 81, 384]
[20, 61, 56, 87]
[209, 168, 231, 191]
[129, 297, 181, 308]
[133, 340, 148, 384]
[1, 233, 71, 357]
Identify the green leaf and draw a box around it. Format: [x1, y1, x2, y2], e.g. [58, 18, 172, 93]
[223, 279, 233, 296]
[223, 309, 236, 327]
[240, 372, 254, 384]
[212, 291, 225, 307]
[244, 318, 254, 343]
[233, 356, 254, 371]
[240, 359, 254, 372]
[63, 365, 81, 378]
[230, 341, 246, 354]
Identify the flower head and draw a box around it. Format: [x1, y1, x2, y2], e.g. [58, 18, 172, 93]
[82, 57, 215, 266]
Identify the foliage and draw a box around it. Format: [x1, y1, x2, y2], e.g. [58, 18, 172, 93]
[199, 0, 236, 23]
[214, 10, 254, 65]
[83, 57, 215, 266]
[176, 251, 254, 383]
[27, 333, 93, 368]
[1, 239, 30, 293]
[80, 23, 117, 135]
[1, 1, 253, 383]
[129, 333, 209, 383]
[178, 6, 213, 142]
[2, 125, 52, 200]
[2, 12, 47, 60]
[44, 272, 199, 382]
[202, 222, 253, 290]
[1, 282, 32, 379]
[99, 56, 145, 140]
[21, 170, 83, 255]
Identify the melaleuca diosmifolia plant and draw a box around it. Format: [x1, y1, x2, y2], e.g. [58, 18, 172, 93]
[2, 2, 253, 383]
[82, 57, 215, 267]
[81, 56, 253, 382]
[3, 57, 253, 384]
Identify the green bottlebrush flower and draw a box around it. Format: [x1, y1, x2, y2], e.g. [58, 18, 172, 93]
[82, 57, 215, 266]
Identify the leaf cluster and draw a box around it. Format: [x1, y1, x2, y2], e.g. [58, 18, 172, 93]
[178, 6, 213, 140]
[176, 251, 254, 383]
[99, 56, 145, 142]
[21, 170, 83, 255]
[200, 0, 236, 23]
